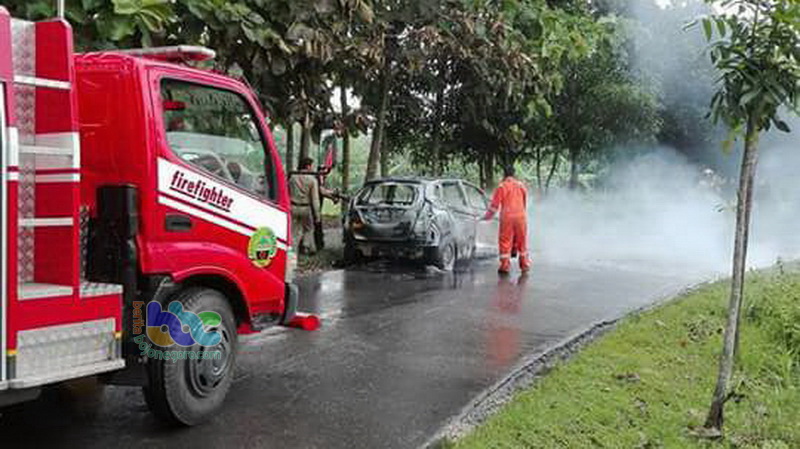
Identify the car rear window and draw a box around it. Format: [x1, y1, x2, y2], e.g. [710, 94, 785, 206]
[357, 183, 418, 206]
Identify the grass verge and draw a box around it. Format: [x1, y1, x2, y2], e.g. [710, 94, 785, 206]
[451, 264, 800, 448]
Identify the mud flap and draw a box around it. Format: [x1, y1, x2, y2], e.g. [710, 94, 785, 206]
[280, 283, 299, 325]
[279, 284, 320, 331]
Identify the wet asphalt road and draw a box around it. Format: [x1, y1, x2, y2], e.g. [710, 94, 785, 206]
[0, 257, 705, 448]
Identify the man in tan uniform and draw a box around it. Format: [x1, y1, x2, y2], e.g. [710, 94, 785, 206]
[289, 157, 321, 254]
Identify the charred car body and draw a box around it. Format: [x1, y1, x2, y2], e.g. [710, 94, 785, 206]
[343, 178, 496, 270]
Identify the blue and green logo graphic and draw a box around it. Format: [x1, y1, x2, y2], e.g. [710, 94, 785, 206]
[146, 301, 221, 347]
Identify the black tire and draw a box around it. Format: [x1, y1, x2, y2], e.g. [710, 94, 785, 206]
[143, 287, 237, 426]
[433, 238, 457, 271]
[343, 241, 360, 265]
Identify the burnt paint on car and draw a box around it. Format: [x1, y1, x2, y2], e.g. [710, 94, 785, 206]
[344, 178, 491, 268]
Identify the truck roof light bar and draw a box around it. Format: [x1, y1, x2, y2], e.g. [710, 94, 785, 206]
[116, 45, 216, 63]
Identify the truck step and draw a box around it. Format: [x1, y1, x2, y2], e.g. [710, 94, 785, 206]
[13, 75, 71, 90]
[19, 282, 74, 300]
[80, 281, 123, 298]
[19, 144, 75, 156]
[19, 217, 73, 228]
[9, 359, 125, 389]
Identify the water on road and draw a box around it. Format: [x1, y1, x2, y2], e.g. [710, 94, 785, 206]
[0, 257, 707, 448]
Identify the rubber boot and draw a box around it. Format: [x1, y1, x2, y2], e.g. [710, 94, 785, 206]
[520, 255, 531, 272]
[498, 258, 511, 275]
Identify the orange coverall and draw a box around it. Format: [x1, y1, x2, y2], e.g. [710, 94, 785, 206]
[484, 177, 530, 273]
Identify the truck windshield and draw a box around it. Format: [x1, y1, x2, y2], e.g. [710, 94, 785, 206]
[160, 79, 275, 199]
[357, 183, 418, 206]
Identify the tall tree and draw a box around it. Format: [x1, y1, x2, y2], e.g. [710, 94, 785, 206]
[695, 0, 799, 435]
[339, 88, 351, 192]
[554, 41, 661, 190]
[358, 0, 448, 180]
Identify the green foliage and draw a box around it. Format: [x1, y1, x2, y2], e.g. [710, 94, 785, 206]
[379, 0, 611, 179]
[745, 269, 800, 366]
[453, 268, 800, 448]
[6, 0, 672, 189]
[549, 17, 661, 173]
[5, 0, 175, 49]
[696, 0, 799, 138]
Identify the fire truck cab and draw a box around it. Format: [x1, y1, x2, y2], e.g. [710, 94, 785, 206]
[0, 9, 297, 425]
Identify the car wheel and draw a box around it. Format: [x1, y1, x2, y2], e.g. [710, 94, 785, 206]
[343, 239, 361, 265]
[143, 287, 236, 426]
[433, 239, 457, 271]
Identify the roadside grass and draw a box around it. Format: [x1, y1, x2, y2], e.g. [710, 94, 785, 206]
[451, 265, 800, 448]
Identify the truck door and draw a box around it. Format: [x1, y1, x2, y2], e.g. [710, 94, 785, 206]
[150, 74, 289, 319]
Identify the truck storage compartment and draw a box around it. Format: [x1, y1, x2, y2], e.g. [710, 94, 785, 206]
[0, 11, 124, 389]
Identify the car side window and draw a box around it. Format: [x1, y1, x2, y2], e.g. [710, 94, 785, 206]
[464, 184, 489, 210]
[441, 182, 468, 210]
[160, 79, 276, 200]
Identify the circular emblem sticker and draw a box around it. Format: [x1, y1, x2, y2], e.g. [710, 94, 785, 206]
[248, 227, 278, 268]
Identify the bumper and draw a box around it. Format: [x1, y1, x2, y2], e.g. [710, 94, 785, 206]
[349, 239, 435, 260]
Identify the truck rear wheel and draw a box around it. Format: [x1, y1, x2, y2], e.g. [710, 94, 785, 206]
[143, 287, 237, 426]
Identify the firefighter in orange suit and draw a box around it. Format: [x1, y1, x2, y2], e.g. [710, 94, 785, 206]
[483, 165, 530, 274]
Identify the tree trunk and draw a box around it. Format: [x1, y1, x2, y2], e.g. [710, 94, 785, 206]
[704, 115, 761, 432]
[366, 70, 390, 181]
[535, 147, 543, 192]
[479, 158, 486, 190]
[381, 145, 389, 178]
[568, 146, 579, 190]
[300, 112, 311, 162]
[433, 75, 444, 176]
[484, 152, 496, 189]
[545, 151, 560, 193]
[340, 87, 351, 193]
[285, 123, 295, 173]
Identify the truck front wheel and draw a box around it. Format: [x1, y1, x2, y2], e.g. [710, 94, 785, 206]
[143, 287, 237, 426]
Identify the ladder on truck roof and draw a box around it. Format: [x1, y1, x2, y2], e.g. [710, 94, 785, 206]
[0, 8, 124, 390]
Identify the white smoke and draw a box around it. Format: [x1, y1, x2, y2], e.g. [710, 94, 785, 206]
[525, 0, 800, 277]
[532, 141, 800, 277]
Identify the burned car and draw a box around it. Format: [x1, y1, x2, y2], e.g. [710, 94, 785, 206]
[343, 178, 497, 270]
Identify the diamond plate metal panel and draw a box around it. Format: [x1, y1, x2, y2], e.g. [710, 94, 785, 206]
[17, 154, 35, 284]
[10, 19, 35, 78]
[80, 206, 89, 279]
[12, 84, 34, 143]
[15, 318, 117, 380]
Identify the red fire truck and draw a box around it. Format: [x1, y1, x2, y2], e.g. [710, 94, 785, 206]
[0, 8, 301, 425]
